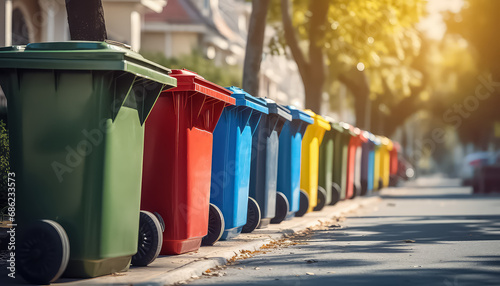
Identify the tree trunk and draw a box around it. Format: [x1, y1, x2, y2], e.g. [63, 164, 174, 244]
[339, 69, 371, 129]
[280, 0, 329, 112]
[65, 0, 107, 41]
[242, 0, 270, 98]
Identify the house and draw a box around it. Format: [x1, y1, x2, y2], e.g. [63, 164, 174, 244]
[141, 0, 305, 107]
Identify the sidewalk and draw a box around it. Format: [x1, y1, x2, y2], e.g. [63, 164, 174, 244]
[52, 195, 380, 286]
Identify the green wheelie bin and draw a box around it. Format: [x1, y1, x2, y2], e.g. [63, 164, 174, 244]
[0, 42, 176, 284]
[331, 122, 355, 201]
[318, 118, 335, 208]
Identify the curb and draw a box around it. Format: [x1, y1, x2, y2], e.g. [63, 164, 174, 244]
[59, 195, 381, 286]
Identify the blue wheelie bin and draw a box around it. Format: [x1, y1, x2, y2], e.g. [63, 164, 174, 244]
[202, 87, 268, 245]
[243, 99, 292, 231]
[274, 106, 313, 222]
[360, 131, 375, 196]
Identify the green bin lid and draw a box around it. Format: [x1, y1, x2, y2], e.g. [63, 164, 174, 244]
[0, 41, 176, 87]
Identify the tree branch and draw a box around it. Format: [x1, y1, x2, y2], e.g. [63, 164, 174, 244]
[280, 0, 309, 79]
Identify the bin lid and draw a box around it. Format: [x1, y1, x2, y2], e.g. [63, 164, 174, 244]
[167, 69, 235, 105]
[371, 134, 381, 146]
[339, 122, 356, 136]
[286, 105, 314, 124]
[354, 127, 369, 143]
[304, 110, 331, 131]
[225, 86, 268, 114]
[259, 98, 292, 121]
[0, 41, 177, 87]
[393, 141, 401, 152]
[380, 137, 394, 150]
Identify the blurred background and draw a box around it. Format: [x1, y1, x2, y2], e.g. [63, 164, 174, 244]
[0, 0, 499, 192]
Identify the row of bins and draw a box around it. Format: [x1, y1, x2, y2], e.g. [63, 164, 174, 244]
[0, 42, 399, 285]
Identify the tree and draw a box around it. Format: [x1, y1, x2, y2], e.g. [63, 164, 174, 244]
[65, 0, 107, 41]
[444, 0, 500, 147]
[267, 0, 425, 130]
[243, 0, 271, 97]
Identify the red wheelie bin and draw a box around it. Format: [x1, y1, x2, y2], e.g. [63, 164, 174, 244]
[141, 69, 235, 255]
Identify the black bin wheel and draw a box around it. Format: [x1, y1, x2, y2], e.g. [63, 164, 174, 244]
[271, 192, 289, 224]
[351, 184, 358, 199]
[378, 178, 384, 191]
[18, 220, 70, 285]
[313, 186, 327, 211]
[330, 182, 341, 206]
[202, 203, 225, 246]
[295, 190, 309, 217]
[242, 197, 261, 233]
[132, 210, 163, 266]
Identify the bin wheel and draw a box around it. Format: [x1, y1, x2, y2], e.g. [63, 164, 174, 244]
[242, 197, 261, 233]
[378, 178, 384, 190]
[313, 186, 327, 211]
[351, 184, 357, 199]
[330, 182, 341, 206]
[202, 204, 225, 246]
[295, 190, 309, 217]
[153, 211, 165, 232]
[271, 192, 289, 224]
[18, 220, 70, 285]
[132, 211, 163, 266]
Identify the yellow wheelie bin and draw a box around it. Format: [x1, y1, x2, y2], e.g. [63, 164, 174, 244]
[296, 110, 331, 216]
[379, 137, 394, 188]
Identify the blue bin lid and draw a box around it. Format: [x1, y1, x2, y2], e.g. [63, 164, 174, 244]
[260, 98, 292, 121]
[286, 105, 314, 124]
[225, 86, 269, 114]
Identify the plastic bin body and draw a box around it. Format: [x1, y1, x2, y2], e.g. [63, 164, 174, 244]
[249, 99, 292, 227]
[318, 121, 335, 205]
[211, 87, 268, 240]
[141, 69, 235, 255]
[379, 137, 394, 188]
[345, 127, 360, 199]
[0, 42, 175, 277]
[361, 133, 376, 195]
[277, 107, 313, 219]
[390, 141, 400, 176]
[300, 111, 331, 212]
[373, 139, 382, 191]
[330, 123, 352, 201]
[352, 131, 368, 197]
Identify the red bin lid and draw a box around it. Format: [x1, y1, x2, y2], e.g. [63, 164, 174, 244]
[165, 69, 235, 105]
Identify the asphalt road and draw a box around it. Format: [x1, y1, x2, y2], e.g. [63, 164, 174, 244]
[188, 177, 500, 286]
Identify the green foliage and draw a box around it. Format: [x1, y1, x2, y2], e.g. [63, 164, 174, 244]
[443, 1, 500, 146]
[0, 120, 9, 211]
[445, 0, 500, 78]
[143, 50, 242, 88]
[268, 0, 426, 103]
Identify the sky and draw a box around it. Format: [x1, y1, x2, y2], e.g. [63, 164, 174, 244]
[417, 0, 465, 39]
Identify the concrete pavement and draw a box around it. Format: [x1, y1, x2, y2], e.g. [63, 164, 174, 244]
[27, 191, 378, 285]
[187, 176, 500, 286]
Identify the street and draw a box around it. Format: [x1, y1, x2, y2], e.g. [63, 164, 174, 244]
[188, 176, 500, 286]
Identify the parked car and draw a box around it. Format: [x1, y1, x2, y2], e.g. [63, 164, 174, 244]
[460, 152, 496, 186]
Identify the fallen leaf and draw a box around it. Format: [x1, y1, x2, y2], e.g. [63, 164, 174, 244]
[238, 267, 244, 270]
[111, 273, 126, 276]
[327, 271, 336, 274]
[306, 259, 318, 264]
[306, 272, 315, 276]
[404, 239, 416, 243]
[255, 267, 260, 270]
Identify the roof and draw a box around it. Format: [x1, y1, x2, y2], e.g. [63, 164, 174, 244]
[145, 0, 207, 25]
